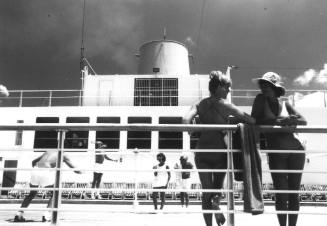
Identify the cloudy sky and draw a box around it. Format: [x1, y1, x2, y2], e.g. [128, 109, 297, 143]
[1, 0, 327, 91]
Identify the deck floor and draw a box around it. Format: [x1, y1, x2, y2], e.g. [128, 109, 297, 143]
[1, 203, 326, 226]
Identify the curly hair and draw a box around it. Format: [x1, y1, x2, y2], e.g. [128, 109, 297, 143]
[208, 71, 232, 95]
[156, 153, 166, 162]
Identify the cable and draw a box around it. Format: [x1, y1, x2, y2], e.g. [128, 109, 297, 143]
[193, 0, 207, 73]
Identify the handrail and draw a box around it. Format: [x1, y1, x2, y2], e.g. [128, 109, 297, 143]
[2, 89, 327, 107]
[0, 124, 326, 226]
[1, 123, 327, 133]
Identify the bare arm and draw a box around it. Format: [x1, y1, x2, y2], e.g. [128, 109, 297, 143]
[32, 155, 44, 167]
[223, 101, 256, 124]
[63, 155, 82, 174]
[153, 165, 158, 176]
[182, 105, 198, 124]
[104, 155, 118, 162]
[166, 165, 171, 187]
[280, 101, 307, 126]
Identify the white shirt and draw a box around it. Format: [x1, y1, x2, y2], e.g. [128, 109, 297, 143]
[153, 163, 169, 187]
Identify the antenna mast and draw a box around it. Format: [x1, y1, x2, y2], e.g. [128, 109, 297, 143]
[79, 0, 86, 106]
[80, 0, 86, 71]
[163, 27, 167, 40]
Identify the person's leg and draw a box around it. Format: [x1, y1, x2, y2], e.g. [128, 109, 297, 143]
[21, 184, 38, 208]
[288, 153, 305, 226]
[95, 173, 103, 198]
[183, 179, 190, 207]
[195, 157, 213, 226]
[269, 154, 289, 226]
[91, 172, 97, 188]
[160, 189, 166, 209]
[96, 173, 103, 188]
[180, 192, 185, 206]
[91, 172, 97, 199]
[43, 185, 54, 222]
[185, 192, 189, 207]
[152, 190, 158, 210]
[45, 185, 54, 208]
[212, 170, 226, 226]
[14, 184, 38, 222]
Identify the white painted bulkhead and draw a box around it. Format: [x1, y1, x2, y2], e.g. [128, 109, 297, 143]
[1, 106, 327, 185]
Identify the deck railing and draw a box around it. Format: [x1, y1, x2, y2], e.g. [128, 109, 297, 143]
[1, 89, 327, 107]
[0, 124, 326, 226]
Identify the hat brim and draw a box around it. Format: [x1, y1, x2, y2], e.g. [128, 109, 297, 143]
[253, 78, 285, 96]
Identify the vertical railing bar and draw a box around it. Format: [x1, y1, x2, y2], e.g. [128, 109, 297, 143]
[226, 129, 235, 226]
[51, 130, 65, 225]
[79, 90, 82, 106]
[133, 148, 139, 209]
[49, 91, 52, 107]
[19, 91, 23, 107]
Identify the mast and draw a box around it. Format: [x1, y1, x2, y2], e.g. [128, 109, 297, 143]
[79, 0, 86, 106]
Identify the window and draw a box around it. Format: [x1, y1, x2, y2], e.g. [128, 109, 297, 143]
[134, 78, 178, 106]
[64, 117, 89, 149]
[15, 120, 24, 146]
[159, 117, 183, 149]
[127, 117, 151, 149]
[34, 117, 59, 149]
[96, 117, 120, 149]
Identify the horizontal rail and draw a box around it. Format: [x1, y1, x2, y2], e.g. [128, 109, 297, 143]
[2, 187, 327, 194]
[1, 123, 327, 133]
[1, 167, 326, 174]
[1, 148, 326, 154]
[1, 207, 326, 216]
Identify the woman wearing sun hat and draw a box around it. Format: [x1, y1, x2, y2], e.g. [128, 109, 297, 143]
[251, 72, 307, 226]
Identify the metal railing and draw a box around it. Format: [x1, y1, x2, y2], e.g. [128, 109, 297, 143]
[0, 124, 326, 226]
[1, 89, 327, 107]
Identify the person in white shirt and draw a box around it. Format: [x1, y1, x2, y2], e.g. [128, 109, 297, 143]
[152, 153, 171, 210]
[175, 155, 193, 208]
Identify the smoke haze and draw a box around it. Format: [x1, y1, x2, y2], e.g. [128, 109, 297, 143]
[1, 0, 327, 90]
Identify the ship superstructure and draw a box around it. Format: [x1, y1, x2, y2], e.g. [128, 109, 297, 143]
[0, 38, 326, 193]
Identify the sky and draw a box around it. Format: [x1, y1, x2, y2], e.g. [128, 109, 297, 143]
[1, 0, 327, 91]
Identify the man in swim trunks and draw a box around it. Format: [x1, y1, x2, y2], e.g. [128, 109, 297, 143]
[14, 150, 81, 222]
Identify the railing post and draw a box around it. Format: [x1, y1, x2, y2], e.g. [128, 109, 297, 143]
[49, 91, 52, 107]
[79, 90, 82, 106]
[226, 129, 235, 226]
[51, 130, 65, 225]
[19, 91, 23, 107]
[133, 148, 139, 209]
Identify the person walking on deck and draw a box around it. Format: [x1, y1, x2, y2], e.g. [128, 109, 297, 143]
[91, 141, 118, 199]
[14, 150, 81, 222]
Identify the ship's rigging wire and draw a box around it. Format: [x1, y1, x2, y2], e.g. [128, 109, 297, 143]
[79, 0, 97, 76]
[193, 0, 207, 73]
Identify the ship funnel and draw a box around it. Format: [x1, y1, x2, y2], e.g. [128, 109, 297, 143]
[137, 40, 190, 75]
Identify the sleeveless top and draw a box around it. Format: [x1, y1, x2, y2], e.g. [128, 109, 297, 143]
[264, 100, 303, 150]
[153, 163, 169, 187]
[95, 151, 106, 164]
[195, 97, 229, 150]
